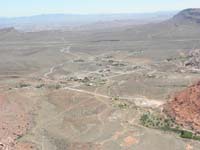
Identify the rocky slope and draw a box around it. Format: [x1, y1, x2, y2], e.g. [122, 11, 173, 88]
[165, 81, 200, 132]
[0, 92, 36, 150]
[184, 49, 200, 70]
[172, 8, 200, 24]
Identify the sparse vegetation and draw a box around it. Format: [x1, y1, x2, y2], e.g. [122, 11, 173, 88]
[180, 130, 193, 139]
[111, 96, 129, 109]
[112, 96, 120, 101]
[140, 112, 200, 141]
[140, 111, 176, 129]
[192, 135, 200, 141]
[117, 103, 129, 109]
[17, 83, 31, 88]
[47, 84, 61, 89]
[36, 84, 45, 88]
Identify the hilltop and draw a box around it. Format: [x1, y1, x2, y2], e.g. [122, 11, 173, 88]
[172, 8, 200, 24]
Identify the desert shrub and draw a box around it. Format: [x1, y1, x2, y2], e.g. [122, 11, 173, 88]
[118, 103, 128, 109]
[141, 113, 183, 132]
[192, 135, 200, 141]
[36, 84, 45, 88]
[17, 83, 31, 88]
[180, 131, 193, 139]
[140, 112, 174, 129]
[55, 84, 61, 89]
[47, 84, 61, 89]
[140, 113, 149, 123]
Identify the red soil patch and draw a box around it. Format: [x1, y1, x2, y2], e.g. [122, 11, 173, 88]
[0, 92, 35, 150]
[0, 94, 6, 107]
[68, 142, 102, 150]
[112, 131, 123, 140]
[0, 139, 36, 150]
[15, 142, 37, 150]
[123, 136, 139, 147]
[165, 81, 200, 132]
[186, 143, 193, 150]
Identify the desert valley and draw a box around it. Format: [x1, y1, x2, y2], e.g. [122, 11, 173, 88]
[0, 8, 200, 150]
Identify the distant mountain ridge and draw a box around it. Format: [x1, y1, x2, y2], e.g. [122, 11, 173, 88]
[172, 8, 200, 24]
[0, 11, 177, 31]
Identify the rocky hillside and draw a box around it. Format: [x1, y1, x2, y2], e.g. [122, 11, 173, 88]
[165, 81, 200, 132]
[172, 8, 200, 24]
[184, 49, 200, 70]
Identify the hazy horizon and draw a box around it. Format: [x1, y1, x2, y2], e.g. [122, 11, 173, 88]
[1, 0, 200, 17]
[0, 10, 179, 19]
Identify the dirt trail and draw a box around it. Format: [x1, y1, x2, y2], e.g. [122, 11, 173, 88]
[63, 86, 164, 108]
[44, 45, 77, 78]
[44, 63, 64, 78]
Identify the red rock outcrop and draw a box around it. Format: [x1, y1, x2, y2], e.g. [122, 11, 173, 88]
[165, 81, 200, 132]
